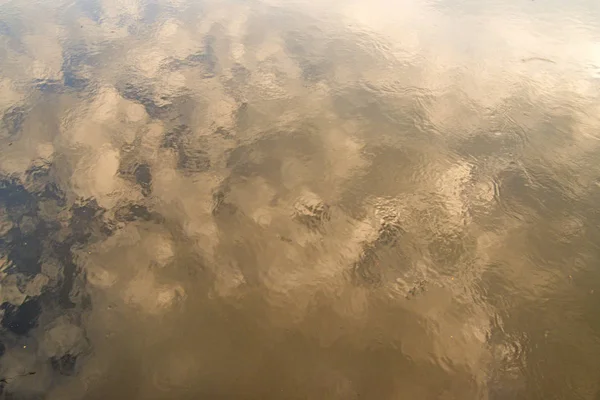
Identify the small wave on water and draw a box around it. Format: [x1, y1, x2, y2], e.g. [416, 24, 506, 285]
[1, 0, 600, 399]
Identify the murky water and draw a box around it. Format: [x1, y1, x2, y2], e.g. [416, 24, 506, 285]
[1, 0, 600, 398]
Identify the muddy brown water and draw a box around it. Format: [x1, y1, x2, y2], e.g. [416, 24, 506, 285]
[1, 0, 600, 398]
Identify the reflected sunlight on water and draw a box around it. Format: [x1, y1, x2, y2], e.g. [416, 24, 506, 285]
[1, 0, 600, 398]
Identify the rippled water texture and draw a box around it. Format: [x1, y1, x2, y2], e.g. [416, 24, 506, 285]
[1, 0, 600, 398]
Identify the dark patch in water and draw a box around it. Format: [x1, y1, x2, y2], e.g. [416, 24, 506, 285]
[405, 279, 427, 300]
[375, 219, 405, 247]
[62, 47, 91, 89]
[38, 182, 67, 207]
[0, 20, 12, 36]
[231, 63, 250, 83]
[50, 353, 77, 376]
[162, 124, 189, 149]
[134, 163, 152, 196]
[143, 1, 161, 23]
[214, 126, 231, 137]
[2, 106, 26, 136]
[168, 33, 220, 78]
[6, 232, 44, 276]
[300, 61, 330, 83]
[118, 83, 171, 119]
[1, 299, 42, 335]
[56, 199, 112, 308]
[178, 147, 210, 173]
[293, 200, 331, 230]
[69, 199, 106, 244]
[235, 101, 249, 130]
[352, 220, 409, 287]
[352, 246, 383, 286]
[0, 176, 49, 275]
[34, 79, 65, 93]
[162, 125, 211, 174]
[212, 187, 238, 217]
[77, 0, 103, 22]
[115, 204, 162, 223]
[54, 242, 78, 309]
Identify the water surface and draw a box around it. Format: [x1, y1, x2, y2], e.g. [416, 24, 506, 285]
[1, 0, 600, 398]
